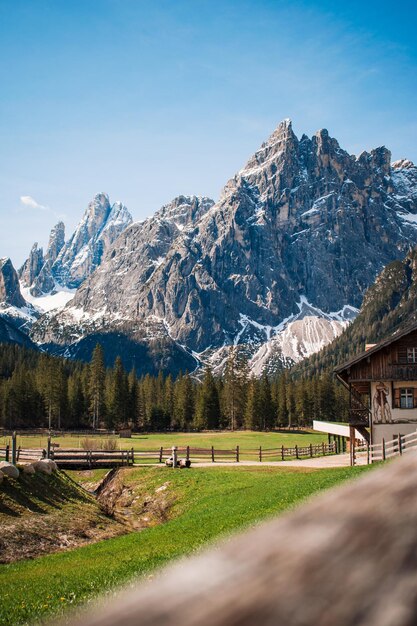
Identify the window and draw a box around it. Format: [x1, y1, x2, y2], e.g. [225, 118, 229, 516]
[400, 388, 414, 409]
[407, 348, 417, 363]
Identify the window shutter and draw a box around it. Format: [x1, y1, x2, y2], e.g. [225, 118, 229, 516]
[413, 388, 417, 409]
[394, 388, 400, 409]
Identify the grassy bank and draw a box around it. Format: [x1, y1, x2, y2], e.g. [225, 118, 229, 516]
[0, 464, 368, 625]
[0, 471, 125, 565]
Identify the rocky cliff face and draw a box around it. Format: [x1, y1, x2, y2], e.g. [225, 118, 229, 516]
[0, 258, 26, 308]
[45, 221, 65, 264]
[19, 194, 133, 298]
[31, 120, 417, 372]
[52, 193, 132, 288]
[19, 244, 44, 290]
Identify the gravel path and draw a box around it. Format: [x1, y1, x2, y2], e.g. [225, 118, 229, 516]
[178, 454, 364, 469]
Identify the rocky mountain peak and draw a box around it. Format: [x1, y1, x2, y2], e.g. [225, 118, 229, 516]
[51, 192, 132, 288]
[158, 195, 215, 229]
[240, 118, 298, 179]
[46, 221, 65, 264]
[392, 159, 415, 170]
[0, 258, 26, 308]
[26, 120, 417, 374]
[19, 243, 44, 288]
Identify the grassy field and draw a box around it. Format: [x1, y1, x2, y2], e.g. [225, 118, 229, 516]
[0, 430, 328, 460]
[0, 464, 369, 626]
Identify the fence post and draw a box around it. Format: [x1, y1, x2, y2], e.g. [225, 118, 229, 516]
[259, 446, 262, 462]
[47, 436, 51, 459]
[186, 446, 190, 462]
[322, 441, 325, 456]
[211, 446, 215, 463]
[5, 444, 9, 462]
[281, 445, 284, 461]
[11, 432, 17, 465]
[382, 438, 386, 461]
[295, 445, 299, 459]
[398, 434, 402, 456]
[159, 447, 163, 463]
[236, 446, 239, 463]
[367, 441, 370, 465]
[131, 447, 134, 465]
[172, 446, 178, 468]
[310, 443, 313, 458]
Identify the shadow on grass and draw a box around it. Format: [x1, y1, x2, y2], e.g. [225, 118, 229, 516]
[0, 472, 92, 518]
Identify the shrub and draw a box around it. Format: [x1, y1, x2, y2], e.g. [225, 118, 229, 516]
[101, 438, 117, 451]
[80, 437, 96, 451]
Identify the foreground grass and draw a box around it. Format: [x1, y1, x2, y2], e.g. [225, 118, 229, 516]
[0, 464, 369, 626]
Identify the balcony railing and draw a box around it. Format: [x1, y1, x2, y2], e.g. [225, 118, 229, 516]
[387, 363, 417, 381]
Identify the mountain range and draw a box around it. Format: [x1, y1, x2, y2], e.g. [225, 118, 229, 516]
[1, 119, 417, 374]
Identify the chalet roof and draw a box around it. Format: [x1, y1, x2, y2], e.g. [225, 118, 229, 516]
[334, 320, 417, 375]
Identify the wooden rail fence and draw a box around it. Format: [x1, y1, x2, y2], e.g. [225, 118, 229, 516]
[49, 448, 135, 468]
[353, 429, 417, 465]
[1, 438, 337, 468]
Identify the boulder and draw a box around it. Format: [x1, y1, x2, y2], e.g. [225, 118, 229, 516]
[22, 463, 36, 475]
[33, 459, 57, 474]
[0, 461, 20, 479]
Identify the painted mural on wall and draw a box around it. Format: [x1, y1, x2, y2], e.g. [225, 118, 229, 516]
[373, 382, 392, 424]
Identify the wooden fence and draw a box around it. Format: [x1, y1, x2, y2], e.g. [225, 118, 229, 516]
[1, 438, 337, 468]
[96, 442, 337, 465]
[49, 448, 135, 468]
[353, 429, 417, 465]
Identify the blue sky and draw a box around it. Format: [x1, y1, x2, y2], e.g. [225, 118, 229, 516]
[1, 0, 417, 266]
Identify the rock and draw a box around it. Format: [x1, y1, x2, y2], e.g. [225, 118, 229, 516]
[0, 470, 3, 484]
[33, 459, 58, 474]
[18, 243, 44, 289]
[51, 193, 133, 288]
[22, 463, 36, 474]
[45, 221, 65, 264]
[0, 461, 20, 479]
[0, 258, 27, 308]
[30, 259, 55, 296]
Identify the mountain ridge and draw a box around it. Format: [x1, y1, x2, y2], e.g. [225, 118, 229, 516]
[28, 119, 417, 372]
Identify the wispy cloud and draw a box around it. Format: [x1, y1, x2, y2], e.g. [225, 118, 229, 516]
[18, 196, 66, 222]
[20, 195, 49, 211]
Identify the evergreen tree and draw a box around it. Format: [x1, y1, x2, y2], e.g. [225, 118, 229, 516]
[106, 356, 128, 428]
[194, 366, 220, 430]
[276, 371, 288, 427]
[259, 372, 274, 430]
[244, 377, 262, 430]
[223, 346, 249, 430]
[89, 344, 105, 429]
[174, 372, 194, 430]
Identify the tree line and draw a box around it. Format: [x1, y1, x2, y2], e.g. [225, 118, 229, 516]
[0, 343, 349, 431]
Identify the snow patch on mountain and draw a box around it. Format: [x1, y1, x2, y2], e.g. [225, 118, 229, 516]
[21, 283, 76, 314]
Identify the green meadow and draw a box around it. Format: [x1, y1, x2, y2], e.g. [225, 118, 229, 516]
[0, 464, 369, 626]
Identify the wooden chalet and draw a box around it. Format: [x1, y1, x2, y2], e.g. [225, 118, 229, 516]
[335, 322, 417, 446]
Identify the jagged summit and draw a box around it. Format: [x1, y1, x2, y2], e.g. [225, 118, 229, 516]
[19, 193, 133, 297]
[392, 159, 415, 170]
[28, 120, 417, 373]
